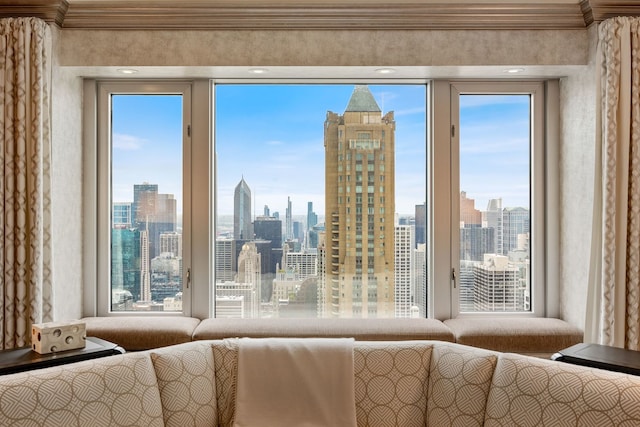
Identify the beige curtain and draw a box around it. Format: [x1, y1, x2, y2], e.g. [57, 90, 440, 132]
[0, 17, 53, 349]
[586, 17, 640, 350]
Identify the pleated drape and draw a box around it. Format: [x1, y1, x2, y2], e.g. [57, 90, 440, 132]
[586, 17, 640, 350]
[0, 17, 53, 349]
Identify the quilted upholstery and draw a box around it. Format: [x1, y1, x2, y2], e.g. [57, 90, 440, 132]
[150, 341, 217, 427]
[485, 353, 640, 426]
[0, 352, 164, 426]
[354, 341, 433, 427]
[1, 339, 640, 427]
[212, 339, 239, 427]
[427, 342, 499, 427]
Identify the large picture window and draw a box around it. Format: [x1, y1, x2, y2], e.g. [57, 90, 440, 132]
[87, 78, 551, 320]
[214, 84, 428, 319]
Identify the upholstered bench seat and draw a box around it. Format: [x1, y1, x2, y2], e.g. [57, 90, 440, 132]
[443, 317, 583, 358]
[81, 316, 201, 351]
[192, 317, 456, 342]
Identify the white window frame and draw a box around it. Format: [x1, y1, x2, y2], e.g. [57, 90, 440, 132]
[83, 77, 558, 320]
[83, 80, 213, 317]
[429, 80, 559, 319]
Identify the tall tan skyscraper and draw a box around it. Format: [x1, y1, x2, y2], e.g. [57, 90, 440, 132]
[324, 85, 396, 318]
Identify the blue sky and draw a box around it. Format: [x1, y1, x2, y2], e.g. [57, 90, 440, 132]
[111, 94, 183, 208]
[111, 85, 530, 219]
[214, 84, 427, 216]
[459, 94, 531, 212]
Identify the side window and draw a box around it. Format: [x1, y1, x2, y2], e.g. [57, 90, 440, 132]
[96, 82, 191, 315]
[450, 82, 545, 317]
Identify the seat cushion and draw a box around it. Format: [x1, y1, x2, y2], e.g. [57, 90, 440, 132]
[443, 317, 583, 356]
[485, 352, 640, 426]
[427, 342, 499, 427]
[354, 341, 433, 427]
[193, 317, 455, 342]
[150, 341, 217, 427]
[0, 352, 164, 427]
[82, 316, 201, 351]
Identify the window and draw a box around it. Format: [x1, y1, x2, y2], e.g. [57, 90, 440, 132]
[92, 81, 193, 316]
[445, 81, 547, 318]
[214, 84, 427, 319]
[87, 78, 553, 320]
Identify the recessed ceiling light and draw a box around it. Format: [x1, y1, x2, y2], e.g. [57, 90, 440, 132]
[248, 68, 269, 74]
[375, 68, 396, 74]
[117, 68, 138, 74]
[504, 68, 525, 74]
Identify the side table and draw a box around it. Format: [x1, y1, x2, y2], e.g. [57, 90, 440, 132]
[552, 342, 640, 376]
[0, 336, 125, 375]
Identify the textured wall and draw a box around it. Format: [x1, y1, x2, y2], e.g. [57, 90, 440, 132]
[558, 25, 598, 330]
[50, 26, 84, 320]
[57, 29, 588, 67]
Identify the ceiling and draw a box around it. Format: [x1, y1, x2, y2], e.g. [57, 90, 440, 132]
[2, 0, 639, 30]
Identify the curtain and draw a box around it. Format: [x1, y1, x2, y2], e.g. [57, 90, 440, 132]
[0, 17, 53, 349]
[586, 17, 640, 350]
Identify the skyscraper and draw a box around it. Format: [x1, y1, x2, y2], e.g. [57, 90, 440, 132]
[236, 242, 262, 317]
[215, 238, 235, 283]
[485, 198, 503, 255]
[324, 85, 396, 318]
[285, 251, 318, 279]
[139, 228, 151, 302]
[414, 243, 427, 317]
[234, 177, 252, 240]
[307, 201, 317, 229]
[394, 224, 414, 318]
[132, 183, 176, 259]
[503, 207, 530, 254]
[473, 254, 523, 311]
[460, 191, 481, 226]
[253, 216, 282, 249]
[306, 201, 318, 250]
[414, 203, 426, 248]
[111, 227, 140, 306]
[113, 202, 132, 228]
[285, 196, 293, 241]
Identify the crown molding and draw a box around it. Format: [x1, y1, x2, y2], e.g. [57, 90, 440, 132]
[2, 1, 638, 31]
[62, 2, 588, 30]
[0, 0, 68, 27]
[581, 0, 640, 26]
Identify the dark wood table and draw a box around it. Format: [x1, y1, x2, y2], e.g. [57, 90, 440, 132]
[0, 336, 124, 375]
[552, 342, 640, 376]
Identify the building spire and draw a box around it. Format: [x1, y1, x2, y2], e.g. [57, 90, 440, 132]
[344, 85, 381, 113]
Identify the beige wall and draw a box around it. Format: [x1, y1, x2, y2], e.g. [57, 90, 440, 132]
[50, 24, 597, 329]
[51, 26, 84, 320]
[558, 25, 598, 329]
[56, 29, 588, 67]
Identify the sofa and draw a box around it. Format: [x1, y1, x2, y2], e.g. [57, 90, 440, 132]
[0, 339, 637, 426]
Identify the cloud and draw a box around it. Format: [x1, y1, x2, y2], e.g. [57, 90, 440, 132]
[266, 140, 284, 146]
[113, 133, 146, 151]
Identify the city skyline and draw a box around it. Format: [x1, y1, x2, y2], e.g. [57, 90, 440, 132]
[215, 84, 426, 217]
[111, 85, 531, 218]
[109, 84, 531, 315]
